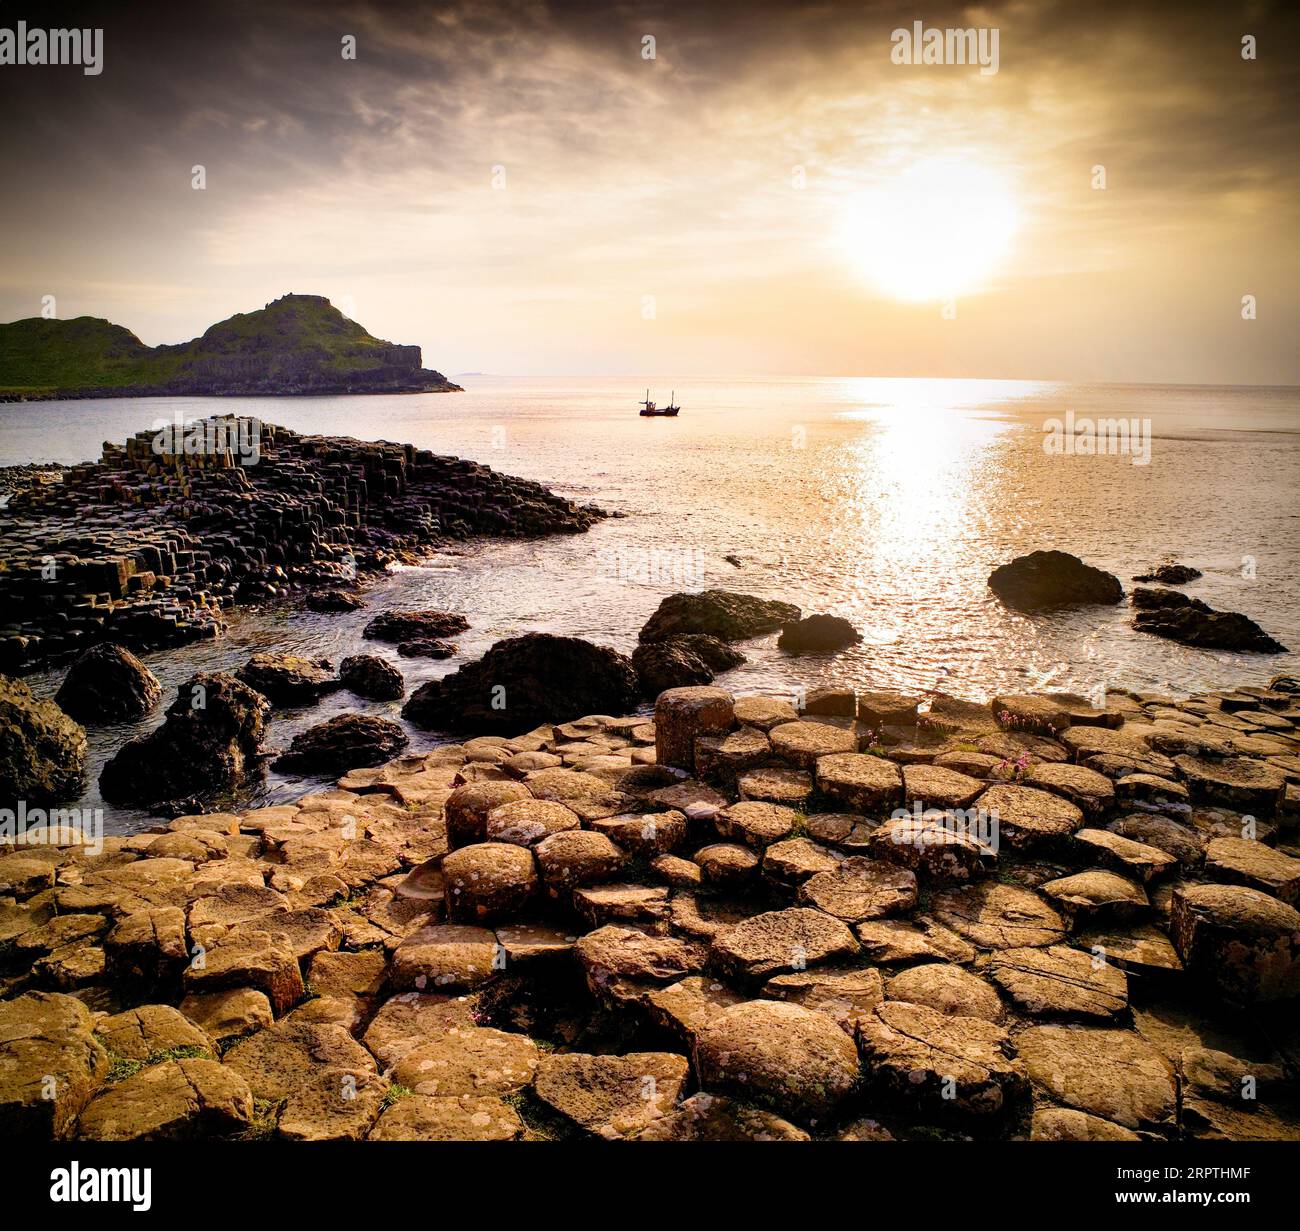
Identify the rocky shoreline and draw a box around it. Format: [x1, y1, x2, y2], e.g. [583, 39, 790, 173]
[0, 416, 603, 673]
[3, 666, 1299, 1141]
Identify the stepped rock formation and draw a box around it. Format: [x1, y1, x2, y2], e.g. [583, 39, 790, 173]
[0, 417, 602, 671]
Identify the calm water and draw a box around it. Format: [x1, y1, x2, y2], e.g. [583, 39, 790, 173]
[4, 377, 1299, 831]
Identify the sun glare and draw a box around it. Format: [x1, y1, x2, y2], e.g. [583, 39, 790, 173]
[841, 157, 1021, 303]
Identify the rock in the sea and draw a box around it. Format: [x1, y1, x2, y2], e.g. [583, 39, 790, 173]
[1132, 563, 1202, 585]
[305, 588, 365, 612]
[631, 634, 744, 697]
[363, 610, 469, 642]
[338, 654, 405, 700]
[0, 675, 87, 804]
[397, 639, 458, 659]
[235, 652, 340, 706]
[403, 633, 639, 734]
[776, 614, 862, 655]
[1169, 883, 1300, 1003]
[53, 643, 162, 724]
[1132, 589, 1286, 653]
[98, 672, 267, 807]
[695, 1000, 860, 1122]
[272, 714, 408, 773]
[988, 551, 1124, 610]
[638, 589, 801, 643]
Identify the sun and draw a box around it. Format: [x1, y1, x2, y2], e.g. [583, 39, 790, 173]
[840, 157, 1021, 303]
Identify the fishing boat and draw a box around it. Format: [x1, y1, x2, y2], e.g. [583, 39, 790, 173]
[638, 388, 680, 417]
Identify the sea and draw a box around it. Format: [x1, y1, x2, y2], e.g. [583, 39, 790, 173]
[3, 376, 1298, 832]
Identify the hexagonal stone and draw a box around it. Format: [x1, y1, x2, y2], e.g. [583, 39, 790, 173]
[390, 1026, 538, 1096]
[1170, 883, 1300, 1003]
[737, 765, 813, 806]
[573, 883, 670, 928]
[695, 1000, 859, 1122]
[484, 798, 580, 848]
[650, 855, 702, 889]
[695, 727, 772, 781]
[864, 816, 992, 882]
[930, 882, 1067, 949]
[796, 857, 916, 922]
[806, 812, 879, 851]
[223, 1020, 377, 1101]
[1030, 1108, 1140, 1141]
[1073, 829, 1176, 881]
[76, 1058, 252, 1141]
[186, 883, 290, 950]
[1041, 870, 1149, 921]
[644, 975, 745, 1046]
[104, 907, 189, 986]
[716, 801, 800, 849]
[648, 778, 728, 819]
[368, 1093, 524, 1140]
[990, 945, 1128, 1020]
[0, 992, 109, 1136]
[278, 1068, 390, 1141]
[762, 838, 842, 888]
[885, 963, 1004, 1022]
[693, 842, 759, 888]
[12, 912, 109, 958]
[304, 948, 387, 1000]
[770, 721, 857, 769]
[669, 893, 753, 940]
[362, 992, 480, 1067]
[855, 917, 977, 966]
[1062, 725, 1151, 763]
[976, 784, 1084, 850]
[1017, 1026, 1176, 1131]
[857, 690, 920, 727]
[493, 922, 576, 967]
[903, 764, 983, 810]
[95, 1004, 214, 1061]
[590, 811, 687, 856]
[444, 781, 533, 849]
[575, 925, 701, 1001]
[1116, 773, 1190, 806]
[1204, 836, 1300, 904]
[636, 1091, 809, 1140]
[732, 695, 799, 732]
[1024, 762, 1116, 817]
[535, 1051, 689, 1138]
[535, 831, 625, 897]
[815, 753, 903, 811]
[655, 686, 735, 773]
[179, 988, 274, 1046]
[857, 1001, 1026, 1117]
[711, 907, 859, 982]
[442, 843, 537, 923]
[183, 930, 305, 1016]
[762, 966, 884, 1032]
[1175, 754, 1287, 814]
[390, 924, 501, 992]
[1073, 923, 1183, 978]
[1106, 815, 1203, 866]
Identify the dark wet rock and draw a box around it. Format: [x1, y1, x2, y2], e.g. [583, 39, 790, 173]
[631, 634, 744, 697]
[638, 589, 801, 643]
[776, 614, 862, 655]
[403, 633, 638, 734]
[988, 551, 1124, 610]
[99, 672, 267, 807]
[396, 639, 458, 659]
[272, 714, 408, 773]
[339, 654, 405, 700]
[1132, 590, 1286, 654]
[53, 643, 162, 724]
[235, 652, 340, 706]
[695, 1000, 860, 1122]
[0, 675, 87, 804]
[304, 588, 365, 612]
[363, 610, 469, 642]
[1133, 563, 1202, 585]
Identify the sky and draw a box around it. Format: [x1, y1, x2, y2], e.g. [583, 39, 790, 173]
[1, 0, 1297, 383]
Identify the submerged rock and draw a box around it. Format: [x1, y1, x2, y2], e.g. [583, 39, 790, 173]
[54, 643, 162, 724]
[339, 654, 405, 700]
[638, 590, 800, 643]
[1133, 563, 1202, 585]
[1132, 589, 1286, 653]
[304, 588, 365, 612]
[988, 551, 1123, 610]
[402, 633, 639, 734]
[0, 675, 87, 804]
[776, 614, 862, 655]
[98, 672, 268, 807]
[363, 610, 469, 643]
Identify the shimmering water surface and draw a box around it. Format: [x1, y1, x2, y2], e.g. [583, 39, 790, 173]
[4, 377, 1299, 832]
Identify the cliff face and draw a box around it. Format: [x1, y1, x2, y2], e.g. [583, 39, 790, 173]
[0, 294, 461, 399]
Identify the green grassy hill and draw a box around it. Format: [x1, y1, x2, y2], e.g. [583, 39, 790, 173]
[0, 294, 460, 398]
